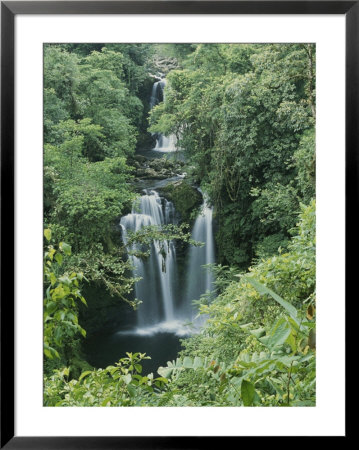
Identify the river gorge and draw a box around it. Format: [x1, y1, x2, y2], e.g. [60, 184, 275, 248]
[83, 79, 216, 374]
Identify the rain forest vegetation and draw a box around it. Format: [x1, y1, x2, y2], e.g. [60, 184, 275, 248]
[150, 43, 315, 267]
[43, 43, 316, 406]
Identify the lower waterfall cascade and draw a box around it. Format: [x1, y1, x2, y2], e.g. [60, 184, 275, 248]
[120, 190, 177, 329]
[119, 189, 215, 337]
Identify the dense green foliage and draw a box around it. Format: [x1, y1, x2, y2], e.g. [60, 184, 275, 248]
[150, 43, 315, 266]
[43, 44, 316, 407]
[43, 44, 204, 374]
[44, 202, 315, 406]
[44, 353, 169, 406]
[44, 44, 143, 308]
[159, 201, 316, 406]
[44, 229, 87, 361]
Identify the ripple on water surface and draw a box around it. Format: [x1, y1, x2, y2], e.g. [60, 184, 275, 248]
[84, 325, 189, 375]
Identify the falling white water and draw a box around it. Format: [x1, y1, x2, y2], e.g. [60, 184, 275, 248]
[116, 320, 193, 338]
[154, 134, 178, 152]
[150, 78, 178, 152]
[149, 80, 164, 109]
[183, 196, 215, 319]
[120, 186, 215, 336]
[120, 190, 177, 327]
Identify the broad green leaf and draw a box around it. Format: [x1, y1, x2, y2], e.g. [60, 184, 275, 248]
[299, 353, 314, 363]
[250, 327, 266, 339]
[155, 377, 168, 384]
[55, 253, 63, 266]
[286, 332, 297, 352]
[127, 384, 136, 397]
[175, 358, 182, 367]
[302, 322, 316, 329]
[157, 366, 174, 378]
[44, 348, 52, 359]
[239, 323, 253, 330]
[253, 390, 262, 406]
[50, 272, 57, 286]
[48, 248, 56, 261]
[268, 318, 291, 349]
[268, 377, 284, 396]
[52, 285, 66, 300]
[183, 356, 193, 368]
[79, 370, 92, 381]
[241, 380, 255, 406]
[44, 229, 51, 241]
[59, 242, 71, 256]
[258, 335, 271, 347]
[287, 316, 300, 333]
[245, 277, 298, 319]
[46, 302, 57, 314]
[193, 356, 203, 369]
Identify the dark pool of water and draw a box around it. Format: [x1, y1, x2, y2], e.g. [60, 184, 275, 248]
[83, 330, 183, 376]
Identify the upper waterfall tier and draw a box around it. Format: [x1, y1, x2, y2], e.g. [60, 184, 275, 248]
[150, 80, 165, 109]
[150, 79, 177, 153]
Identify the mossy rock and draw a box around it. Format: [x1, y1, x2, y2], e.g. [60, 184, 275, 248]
[159, 180, 202, 224]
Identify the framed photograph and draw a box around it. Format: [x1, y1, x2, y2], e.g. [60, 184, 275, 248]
[1, 1, 352, 446]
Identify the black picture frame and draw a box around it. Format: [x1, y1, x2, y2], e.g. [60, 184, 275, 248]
[1, 1, 352, 447]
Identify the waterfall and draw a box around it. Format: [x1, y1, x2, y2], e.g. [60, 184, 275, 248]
[184, 197, 215, 317]
[120, 187, 215, 336]
[120, 190, 177, 327]
[154, 134, 177, 152]
[150, 78, 177, 152]
[149, 80, 164, 109]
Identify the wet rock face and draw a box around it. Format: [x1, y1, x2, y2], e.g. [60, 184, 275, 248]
[133, 155, 147, 164]
[136, 168, 160, 179]
[127, 154, 200, 223]
[157, 180, 202, 224]
[128, 155, 184, 180]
